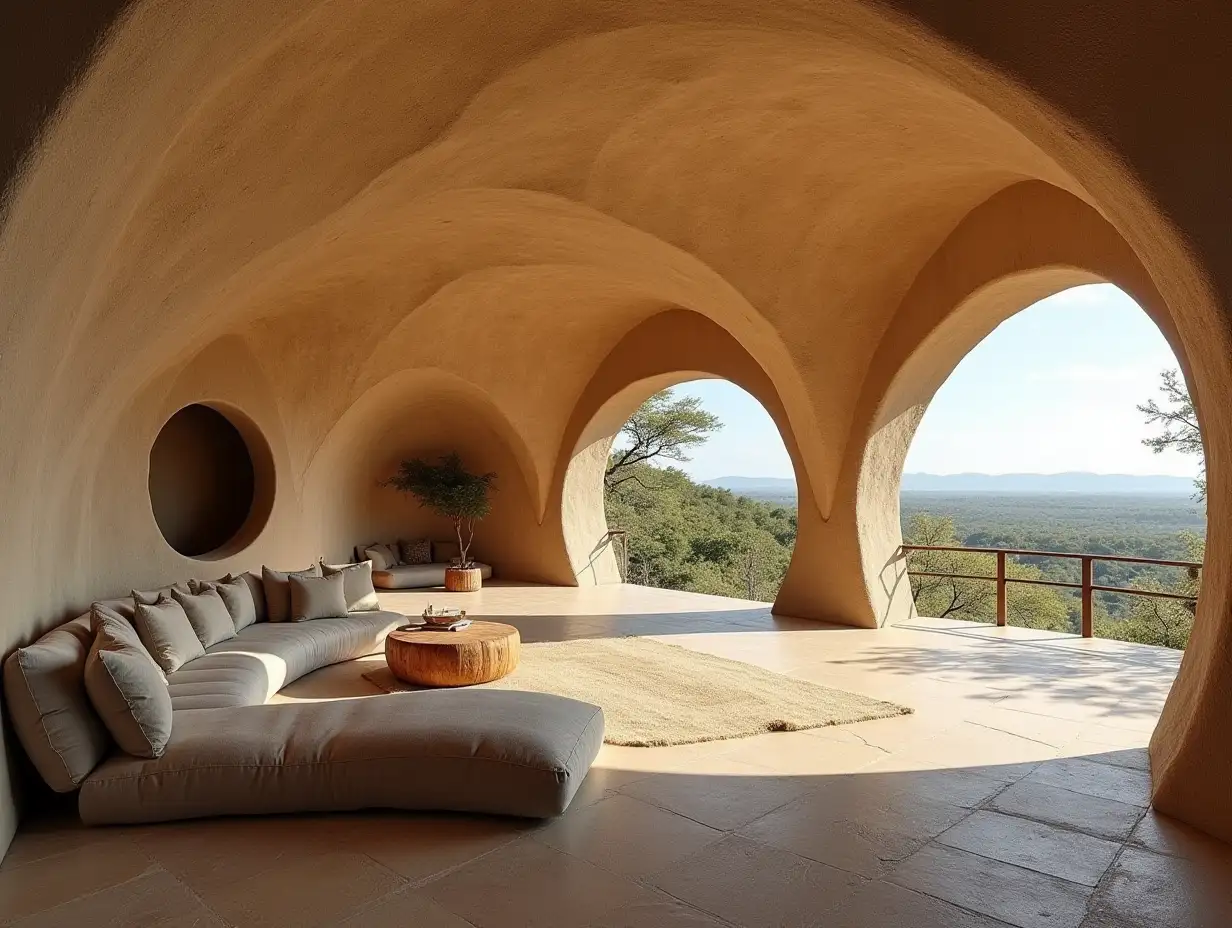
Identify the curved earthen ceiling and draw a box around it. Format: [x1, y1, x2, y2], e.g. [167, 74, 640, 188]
[2, 0, 1232, 847]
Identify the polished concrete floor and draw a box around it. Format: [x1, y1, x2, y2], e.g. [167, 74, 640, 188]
[3, 583, 1230, 927]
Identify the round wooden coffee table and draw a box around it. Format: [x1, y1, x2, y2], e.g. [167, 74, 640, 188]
[385, 621, 520, 687]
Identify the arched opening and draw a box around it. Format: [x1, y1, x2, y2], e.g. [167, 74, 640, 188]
[148, 403, 274, 559]
[898, 283, 1205, 647]
[597, 379, 797, 601]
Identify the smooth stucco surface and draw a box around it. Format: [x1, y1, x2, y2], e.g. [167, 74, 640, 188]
[1, 0, 1230, 850]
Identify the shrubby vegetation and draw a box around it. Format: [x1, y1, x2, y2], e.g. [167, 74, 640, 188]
[606, 463, 795, 601]
[902, 511, 1202, 649]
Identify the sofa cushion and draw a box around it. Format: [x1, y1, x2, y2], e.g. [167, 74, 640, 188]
[289, 574, 347, 622]
[194, 576, 258, 632]
[164, 611, 408, 709]
[321, 561, 380, 612]
[361, 544, 398, 571]
[83, 606, 172, 758]
[3, 613, 110, 792]
[233, 571, 267, 624]
[399, 538, 432, 565]
[78, 690, 605, 824]
[171, 588, 236, 648]
[372, 562, 492, 590]
[134, 598, 205, 673]
[261, 565, 321, 623]
[131, 582, 193, 606]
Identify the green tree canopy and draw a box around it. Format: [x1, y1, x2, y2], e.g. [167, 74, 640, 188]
[606, 389, 722, 490]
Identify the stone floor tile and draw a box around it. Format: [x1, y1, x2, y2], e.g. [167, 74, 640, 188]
[0, 839, 154, 923]
[337, 812, 530, 883]
[135, 816, 336, 891]
[848, 765, 1008, 808]
[739, 778, 970, 877]
[717, 730, 888, 774]
[335, 886, 477, 928]
[421, 837, 661, 928]
[935, 810, 1120, 886]
[1022, 756, 1152, 806]
[195, 849, 404, 928]
[1082, 847, 1232, 928]
[8, 868, 224, 928]
[0, 812, 130, 872]
[584, 894, 731, 927]
[649, 834, 863, 928]
[1128, 809, 1232, 863]
[825, 878, 1017, 928]
[1080, 746, 1150, 771]
[890, 842, 1090, 928]
[533, 794, 723, 879]
[990, 779, 1143, 841]
[617, 768, 815, 831]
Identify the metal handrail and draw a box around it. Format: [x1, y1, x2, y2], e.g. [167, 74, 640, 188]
[900, 543, 1202, 637]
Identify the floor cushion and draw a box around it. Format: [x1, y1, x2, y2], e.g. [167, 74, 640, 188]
[79, 690, 605, 824]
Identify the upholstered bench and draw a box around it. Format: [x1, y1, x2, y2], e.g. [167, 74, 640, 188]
[5, 575, 603, 826]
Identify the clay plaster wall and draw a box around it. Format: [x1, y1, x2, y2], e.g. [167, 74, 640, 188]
[1, 0, 1231, 852]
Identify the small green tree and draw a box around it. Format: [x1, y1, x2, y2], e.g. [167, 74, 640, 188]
[1139, 369, 1205, 500]
[386, 453, 496, 567]
[606, 389, 722, 490]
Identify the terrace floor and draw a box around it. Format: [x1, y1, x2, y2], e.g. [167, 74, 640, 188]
[3, 582, 1230, 927]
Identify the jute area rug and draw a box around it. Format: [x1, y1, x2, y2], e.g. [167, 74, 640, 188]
[363, 636, 911, 747]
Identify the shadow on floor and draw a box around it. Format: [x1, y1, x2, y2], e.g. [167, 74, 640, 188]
[7, 749, 1231, 928]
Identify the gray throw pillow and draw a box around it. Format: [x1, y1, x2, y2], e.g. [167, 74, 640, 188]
[362, 544, 394, 571]
[233, 571, 267, 623]
[171, 588, 236, 648]
[320, 561, 380, 612]
[131, 581, 193, 607]
[84, 606, 172, 758]
[261, 565, 321, 622]
[289, 573, 348, 622]
[195, 576, 258, 631]
[132, 596, 205, 673]
[400, 538, 432, 565]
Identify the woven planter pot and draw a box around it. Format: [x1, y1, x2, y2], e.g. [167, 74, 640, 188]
[444, 566, 483, 592]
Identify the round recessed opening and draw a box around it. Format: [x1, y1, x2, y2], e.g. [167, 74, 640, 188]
[149, 404, 270, 558]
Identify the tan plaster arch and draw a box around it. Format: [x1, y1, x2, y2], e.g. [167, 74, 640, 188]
[847, 181, 1196, 628]
[553, 311, 814, 597]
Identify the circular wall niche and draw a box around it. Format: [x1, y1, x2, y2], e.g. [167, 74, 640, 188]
[149, 404, 270, 558]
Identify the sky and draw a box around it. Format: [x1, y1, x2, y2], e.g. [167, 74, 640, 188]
[667, 284, 1199, 481]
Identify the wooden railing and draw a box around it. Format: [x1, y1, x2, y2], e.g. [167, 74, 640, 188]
[900, 545, 1203, 637]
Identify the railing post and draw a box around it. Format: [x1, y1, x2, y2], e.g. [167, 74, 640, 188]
[996, 550, 1007, 627]
[1081, 556, 1093, 638]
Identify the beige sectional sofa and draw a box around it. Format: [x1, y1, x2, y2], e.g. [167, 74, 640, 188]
[4, 579, 604, 825]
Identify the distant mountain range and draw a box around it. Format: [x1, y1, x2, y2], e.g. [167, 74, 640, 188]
[704, 472, 1196, 495]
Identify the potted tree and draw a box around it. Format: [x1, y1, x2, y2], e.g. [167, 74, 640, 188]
[386, 453, 497, 591]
